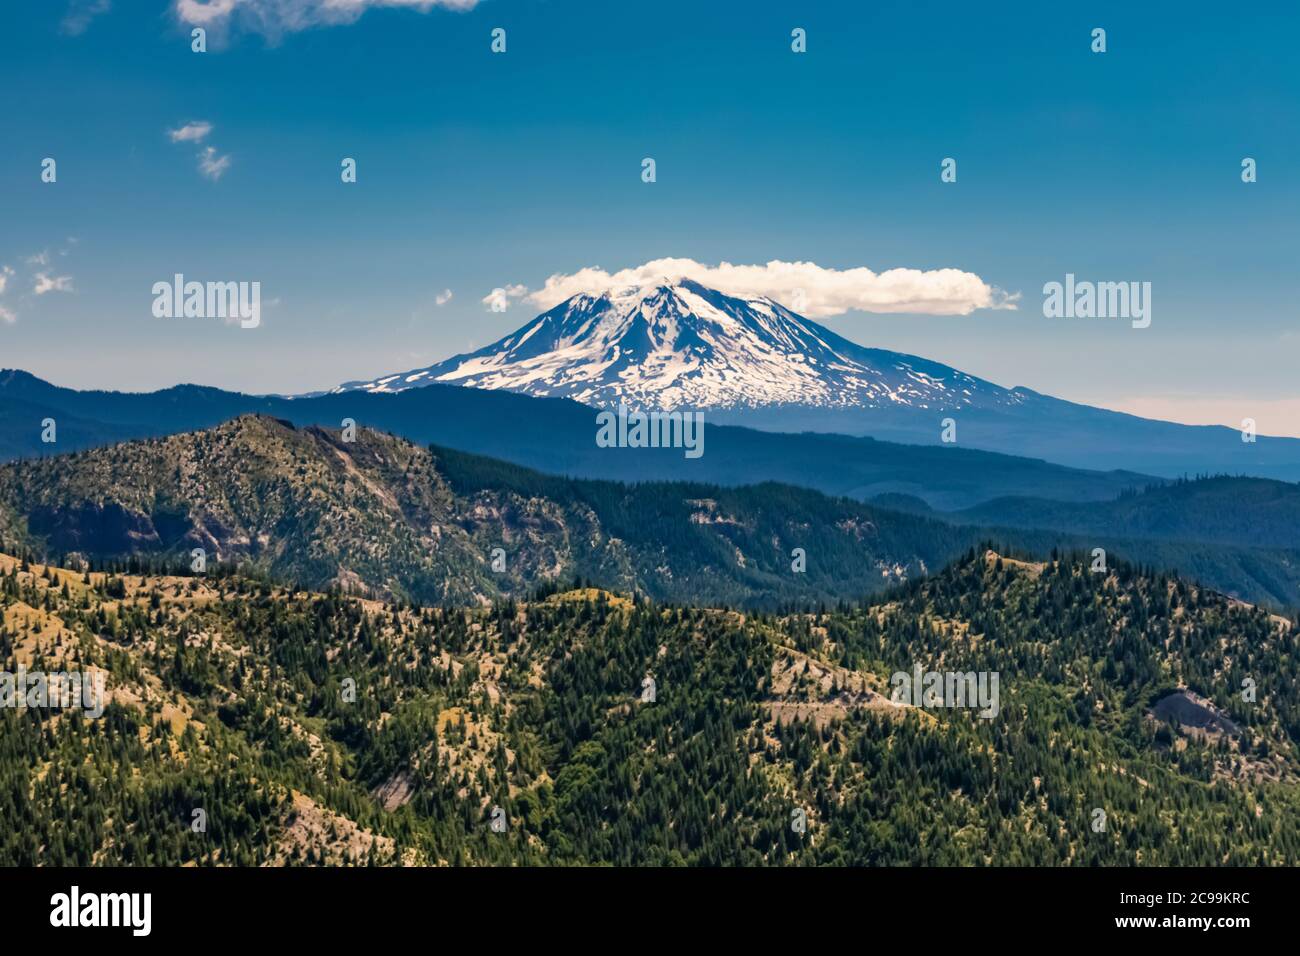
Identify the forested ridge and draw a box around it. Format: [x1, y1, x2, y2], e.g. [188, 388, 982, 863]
[4, 415, 1300, 611]
[2, 541, 1296, 866]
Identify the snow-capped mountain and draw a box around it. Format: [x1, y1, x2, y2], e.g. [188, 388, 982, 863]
[330, 279, 1032, 413]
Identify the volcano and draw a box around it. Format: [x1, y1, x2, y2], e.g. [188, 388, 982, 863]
[330, 279, 1029, 413]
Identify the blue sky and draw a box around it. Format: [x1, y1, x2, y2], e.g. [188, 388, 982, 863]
[1, 0, 1297, 433]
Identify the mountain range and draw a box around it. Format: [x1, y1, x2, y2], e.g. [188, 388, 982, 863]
[0, 368, 1152, 511]
[2, 415, 1298, 608]
[4, 283, 1295, 497]
[2, 283, 1297, 608]
[3, 363, 1298, 868]
[0, 415, 1034, 608]
[326, 280, 1300, 481]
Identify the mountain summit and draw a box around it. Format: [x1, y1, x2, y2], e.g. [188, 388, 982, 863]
[317, 279, 1300, 482]
[330, 280, 1027, 413]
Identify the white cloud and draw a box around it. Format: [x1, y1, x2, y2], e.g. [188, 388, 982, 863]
[168, 121, 213, 143]
[5, 247, 78, 319]
[60, 0, 111, 36]
[198, 146, 232, 180]
[175, 0, 481, 37]
[435, 288, 454, 306]
[34, 273, 75, 295]
[519, 258, 1018, 318]
[176, 0, 238, 25]
[167, 122, 230, 180]
[0, 267, 13, 324]
[482, 284, 529, 312]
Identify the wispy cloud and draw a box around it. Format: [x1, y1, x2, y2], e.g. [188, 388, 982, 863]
[176, 0, 238, 25]
[2, 249, 79, 321]
[34, 273, 75, 295]
[198, 145, 232, 180]
[174, 0, 481, 40]
[0, 264, 13, 324]
[60, 0, 111, 36]
[508, 258, 1019, 318]
[168, 121, 213, 143]
[168, 122, 231, 180]
[434, 289, 454, 306]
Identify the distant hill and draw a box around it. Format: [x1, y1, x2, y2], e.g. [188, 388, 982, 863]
[0, 368, 1154, 511]
[950, 475, 1300, 550]
[0, 415, 980, 608]
[2, 416, 1299, 609]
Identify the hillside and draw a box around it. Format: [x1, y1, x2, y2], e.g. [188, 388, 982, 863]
[0, 417, 504, 606]
[3, 547, 1296, 866]
[952, 475, 1300, 550]
[3, 416, 1300, 610]
[0, 369, 1156, 510]
[0, 416, 982, 608]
